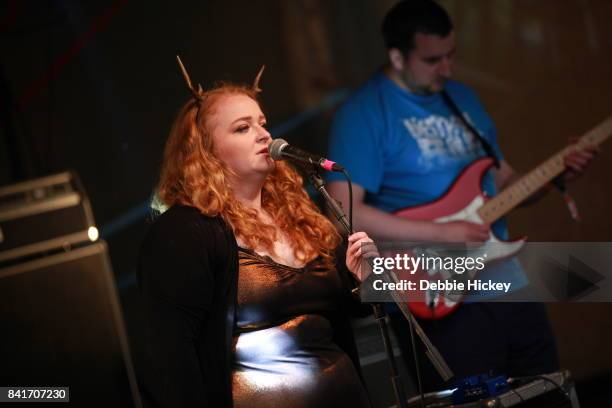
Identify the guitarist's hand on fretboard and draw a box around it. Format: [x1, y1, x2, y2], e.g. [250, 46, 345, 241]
[562, 141, 599, 182]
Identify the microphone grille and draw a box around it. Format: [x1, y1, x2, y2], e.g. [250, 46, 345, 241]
[269, 138, 288, 161]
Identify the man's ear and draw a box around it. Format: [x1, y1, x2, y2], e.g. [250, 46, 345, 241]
[388, 48, 406, 71]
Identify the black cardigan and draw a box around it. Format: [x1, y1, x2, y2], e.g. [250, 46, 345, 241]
[137, 205, 365, 408]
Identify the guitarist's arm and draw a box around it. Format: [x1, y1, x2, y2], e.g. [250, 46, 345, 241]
[494, 143, 598, 207]
[327, 181, 489, 243]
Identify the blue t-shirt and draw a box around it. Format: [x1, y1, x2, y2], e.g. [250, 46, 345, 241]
[326, 72, 526, 294]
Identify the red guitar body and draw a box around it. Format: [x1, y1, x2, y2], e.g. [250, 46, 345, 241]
[393, 157, 526, 320]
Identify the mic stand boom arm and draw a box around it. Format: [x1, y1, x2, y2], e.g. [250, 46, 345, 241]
[305, 168, 454, 408]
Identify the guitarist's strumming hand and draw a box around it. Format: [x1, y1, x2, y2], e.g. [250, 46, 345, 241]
[436, 220, 490, 243]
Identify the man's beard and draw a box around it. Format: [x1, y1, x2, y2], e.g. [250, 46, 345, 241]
[406, 76, 447, 96]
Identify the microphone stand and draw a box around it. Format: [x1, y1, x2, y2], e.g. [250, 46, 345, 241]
[305, 168, 454, 408]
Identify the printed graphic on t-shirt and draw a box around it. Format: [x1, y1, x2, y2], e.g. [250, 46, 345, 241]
[402, 115, 480, 170]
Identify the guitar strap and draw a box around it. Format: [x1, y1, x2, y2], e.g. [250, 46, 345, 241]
[551, 177, 582, 221]
[441, 89, 500, 168]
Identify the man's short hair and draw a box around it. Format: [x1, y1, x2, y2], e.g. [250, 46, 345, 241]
[382, 0, 453, 55]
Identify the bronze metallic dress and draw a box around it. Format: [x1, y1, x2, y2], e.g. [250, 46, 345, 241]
[232, 247, 371, 408]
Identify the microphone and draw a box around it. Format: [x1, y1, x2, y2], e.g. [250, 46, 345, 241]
[269, 139, 344, 172]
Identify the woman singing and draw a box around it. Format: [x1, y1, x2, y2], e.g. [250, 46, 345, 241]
[138, 58, 377, 407]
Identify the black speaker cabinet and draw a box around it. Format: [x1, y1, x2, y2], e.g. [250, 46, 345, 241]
[0, 172, 96, 264]
[0, 242, 142, 408]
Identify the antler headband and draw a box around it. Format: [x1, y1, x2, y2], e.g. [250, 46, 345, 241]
[252, 65, 265, 93]
[175, 55, 266, 99]
[176, 55, 204, 101]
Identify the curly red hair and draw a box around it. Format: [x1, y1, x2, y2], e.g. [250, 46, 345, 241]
[156, 83, 340, 267]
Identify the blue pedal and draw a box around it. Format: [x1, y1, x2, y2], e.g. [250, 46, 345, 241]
[452, 373, 510, 404]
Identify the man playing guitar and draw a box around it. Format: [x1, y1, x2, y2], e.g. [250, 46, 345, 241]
[326, 0, 598, 393]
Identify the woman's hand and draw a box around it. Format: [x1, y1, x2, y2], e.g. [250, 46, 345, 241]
[346, 232, 379, 282]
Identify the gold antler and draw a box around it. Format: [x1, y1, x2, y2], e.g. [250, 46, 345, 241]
[252, 65, 265, 93]
[176, 55, 204, 100]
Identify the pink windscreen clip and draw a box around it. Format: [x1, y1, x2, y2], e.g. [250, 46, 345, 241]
[321, 159, 339, 172]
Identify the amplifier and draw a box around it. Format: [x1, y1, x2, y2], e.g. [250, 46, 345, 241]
[0, 242, 142, 407]
[0, 172, 97, 264]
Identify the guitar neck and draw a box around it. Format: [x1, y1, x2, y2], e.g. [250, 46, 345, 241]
[478, 116, 612, 224]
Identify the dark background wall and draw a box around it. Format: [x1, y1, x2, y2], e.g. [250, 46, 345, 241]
[3, 0, 612, 398]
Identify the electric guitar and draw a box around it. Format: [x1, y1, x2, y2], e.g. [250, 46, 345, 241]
[393, 115, 612, 320]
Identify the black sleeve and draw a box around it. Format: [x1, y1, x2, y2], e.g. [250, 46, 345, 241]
[138, 213, 215, 407]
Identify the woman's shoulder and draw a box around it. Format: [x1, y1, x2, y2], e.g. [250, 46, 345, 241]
[139, 205, 237, 280]
[150, 205, 220, 231]
[143, 205, 231, 248]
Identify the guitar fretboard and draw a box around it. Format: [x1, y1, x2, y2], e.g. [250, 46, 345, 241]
[478, 116, 612, 224]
